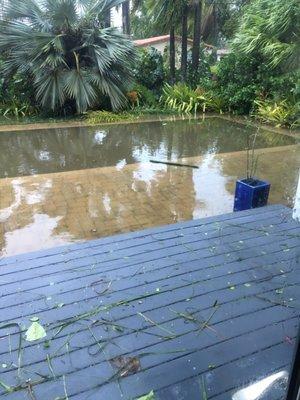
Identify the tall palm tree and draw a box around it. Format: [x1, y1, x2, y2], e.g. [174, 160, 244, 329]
[181, 1, 189, 81]
[151, 0, 190, 84]
[0, 0, 136, 114]
[122, 1, 131, 35]
[133, 0, 192, 83]
[192, 0, 202, 74]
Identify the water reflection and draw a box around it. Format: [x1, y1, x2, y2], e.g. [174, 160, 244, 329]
[0, 142, 298, 256]
[0, 117, 296, 178]
[232, 370, 288, 400]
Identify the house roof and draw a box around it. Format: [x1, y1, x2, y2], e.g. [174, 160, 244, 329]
[134, 35, 214, 49]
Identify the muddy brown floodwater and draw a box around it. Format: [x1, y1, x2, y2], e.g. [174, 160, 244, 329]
[0, 116, 299, 257]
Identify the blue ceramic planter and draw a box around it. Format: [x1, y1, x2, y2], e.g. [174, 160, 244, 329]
[234, 178, 271, 212]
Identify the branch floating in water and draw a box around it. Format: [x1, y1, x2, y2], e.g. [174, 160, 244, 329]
[150, 160, 199, 169]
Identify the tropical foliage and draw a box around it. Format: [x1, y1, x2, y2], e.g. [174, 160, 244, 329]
[233, 0, 300, 71]
[0, 0, 136, 114]
[254, 100, 299, 128]
[0, 0, 299, 129]
[128, 83, 157, 107]
[161, 83, 224, 114]
[133, 48, 165, 91]
[0, 100, 37, 118]
[214, 52, 263, 115]
[86, 110, 138, 124]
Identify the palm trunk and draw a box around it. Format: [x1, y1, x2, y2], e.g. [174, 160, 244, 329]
[169, 25, 176, 85]
[122, 1, 131, 35]
[104, 10, 111, 28]
[192, 0, 202, 74]
[212, 3, 218, 46]
[181, 2, 188, 82]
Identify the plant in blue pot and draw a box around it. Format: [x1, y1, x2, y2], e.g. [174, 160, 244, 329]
[234, 129, 271, 212]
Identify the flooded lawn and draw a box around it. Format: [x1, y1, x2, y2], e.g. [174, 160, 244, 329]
[0, 116, 299, 256]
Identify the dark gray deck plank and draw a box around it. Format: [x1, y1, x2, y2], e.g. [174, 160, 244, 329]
[158, 359, 289, 400]
[0, 213, 296, 295]
[0, 205, 299, 400]
[23, 318, 297, 400]
[2, 301, 296, 387]
[1, 223, 298, 319]
[1, 243, 298, 347]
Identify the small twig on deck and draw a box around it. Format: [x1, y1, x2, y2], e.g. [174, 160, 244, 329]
[255, 294, 295, 308]
[62, 375, 69, 400]
[26, 382, 37, 400]
[0, 323, 23, 377]
[46, 354, 56, 379]
[90, 279, 112, 295]
[170, 303, 219, 336]
[201, 376, 208, 400]
[137, 312, 176, 339]
[198, 306, 219, 335]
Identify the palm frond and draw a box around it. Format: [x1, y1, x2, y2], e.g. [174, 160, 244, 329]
[233, 0, 300, 71]
[64, 68, 97, 112]
[35, 70, 66, 109]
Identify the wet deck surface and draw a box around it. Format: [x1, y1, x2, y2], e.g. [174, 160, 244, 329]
[0, 204, 299, 400]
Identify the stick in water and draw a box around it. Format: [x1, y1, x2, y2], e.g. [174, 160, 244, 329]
[150, 160, 199, 169]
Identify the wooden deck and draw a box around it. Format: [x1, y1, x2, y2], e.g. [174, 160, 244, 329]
[0, 204, 299, 400]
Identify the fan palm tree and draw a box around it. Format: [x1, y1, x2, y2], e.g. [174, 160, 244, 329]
[0, 0, 136, 114]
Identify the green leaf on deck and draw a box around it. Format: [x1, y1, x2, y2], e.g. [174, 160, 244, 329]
[0, 380, 13, 393]
[25, 319, 47, 342]
[135, 391, 155, 400]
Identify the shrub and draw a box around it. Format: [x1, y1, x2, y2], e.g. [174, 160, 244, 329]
[213, 51, 300, 119]
[254, 99, 299, 128]
[86, 111, 138, 124]
[215, 53, 262, 114]
[186, 48, 212, 88]
[160, 83, 224, 114]
[126, 91, 139, 107]
[128, 84, 157, 108]
[0, 99, 37, 118]
[0, 67, 38, 117]
[134, 48, 165, 91]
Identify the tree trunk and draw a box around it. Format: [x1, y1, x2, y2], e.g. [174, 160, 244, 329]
[181, 2, 188, 82]
[192, 0, 202, 75]
[169, 25, 176, 84]
[122, 1, 131, 35]
[212, 2, 218, 46]
[104, 10, 111, 28]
